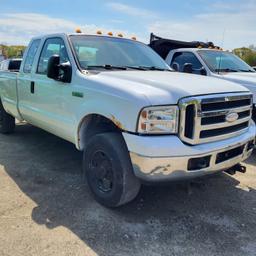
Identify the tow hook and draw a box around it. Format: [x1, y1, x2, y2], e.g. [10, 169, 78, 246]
[225, 164, 246, 175]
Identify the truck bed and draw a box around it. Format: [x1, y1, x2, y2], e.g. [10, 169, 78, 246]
[0, 70, 20, 119]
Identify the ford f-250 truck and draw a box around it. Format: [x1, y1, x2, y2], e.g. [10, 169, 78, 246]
[0, 32, 255, 207]
[149, 33, 256, 120]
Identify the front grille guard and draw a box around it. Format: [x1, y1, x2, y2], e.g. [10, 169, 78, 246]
[179, 92, 253, 145]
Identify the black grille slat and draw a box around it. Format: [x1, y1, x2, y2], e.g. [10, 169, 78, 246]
[201, 115, 225, 125]
[200, 122, 249, 138]
[201, 99, 251, 112]
[184, 105, 195, 139]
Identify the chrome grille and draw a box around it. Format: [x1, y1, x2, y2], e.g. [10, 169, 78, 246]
[179, 92, 253, 145]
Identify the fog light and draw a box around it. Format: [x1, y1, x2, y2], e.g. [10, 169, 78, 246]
[188, 156, 211, 171]
[247, 140, 255, 151]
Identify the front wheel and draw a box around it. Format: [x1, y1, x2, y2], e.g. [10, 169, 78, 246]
[0, 99, 15, 134]
[83, 132, 141, 207]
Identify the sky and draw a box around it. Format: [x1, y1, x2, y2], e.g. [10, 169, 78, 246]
[0, 0, 255, 49]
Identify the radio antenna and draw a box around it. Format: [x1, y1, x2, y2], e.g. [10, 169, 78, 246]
[217, 29, 226, 74]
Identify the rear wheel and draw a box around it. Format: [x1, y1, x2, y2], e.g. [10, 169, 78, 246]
[0, 99, 15, 134]
[83, 132, 141, 207]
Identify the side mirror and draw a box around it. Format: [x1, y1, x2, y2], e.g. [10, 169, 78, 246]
[200, 67, 207, 76]
[171, 62, 179, 71]
[183, 63, 193, 73]
[47, 55, 60, 80]
[47, 55, 72, 83]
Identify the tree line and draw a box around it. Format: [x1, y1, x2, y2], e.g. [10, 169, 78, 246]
[233, 45, 256, 66]
[0, 45, 26, 59]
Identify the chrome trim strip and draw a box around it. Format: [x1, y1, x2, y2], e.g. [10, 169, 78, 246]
[201, 94, 252, 104]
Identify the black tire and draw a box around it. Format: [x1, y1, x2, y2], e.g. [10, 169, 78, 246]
[83, 132, 141, 207]
[0, 99, 15, 134]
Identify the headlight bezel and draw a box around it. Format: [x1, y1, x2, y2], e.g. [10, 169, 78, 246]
[137, 105, 179, 135]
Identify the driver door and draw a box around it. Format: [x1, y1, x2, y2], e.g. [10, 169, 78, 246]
[29, 37, 75, 142]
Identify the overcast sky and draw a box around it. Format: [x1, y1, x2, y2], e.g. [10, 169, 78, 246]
[0, 0, 255, 49]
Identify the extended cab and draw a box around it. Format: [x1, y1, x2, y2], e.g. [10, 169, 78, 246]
[149, 33, 256, 119]
[0, 33, 255, 207]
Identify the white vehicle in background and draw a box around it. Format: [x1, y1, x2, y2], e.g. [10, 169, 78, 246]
[149, 33, 256, 120]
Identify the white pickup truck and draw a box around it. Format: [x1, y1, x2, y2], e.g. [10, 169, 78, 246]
[149, 33, 256, 120]
[0, 33, 255, 207]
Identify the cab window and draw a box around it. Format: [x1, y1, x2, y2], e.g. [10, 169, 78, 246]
[37, 37, 69, 74]
[171, 52, 203, 74]
[23, 39, 41, 73]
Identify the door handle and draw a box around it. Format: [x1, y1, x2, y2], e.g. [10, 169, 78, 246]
[30, 81, 35, 94]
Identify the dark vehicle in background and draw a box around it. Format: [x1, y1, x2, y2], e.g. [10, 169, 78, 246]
[0, 58, 22, 72]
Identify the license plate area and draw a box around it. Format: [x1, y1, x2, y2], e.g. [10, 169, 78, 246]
[215, 145, 244, 164]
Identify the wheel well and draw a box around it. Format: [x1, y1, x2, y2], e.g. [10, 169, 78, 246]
[78, 114, 122, 150]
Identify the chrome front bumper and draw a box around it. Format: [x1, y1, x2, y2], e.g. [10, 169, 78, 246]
[123, 123, 255, 182]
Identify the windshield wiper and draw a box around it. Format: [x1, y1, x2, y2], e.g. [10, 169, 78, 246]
[238, 69, 255, 72]
[215, 68, 238, 72]
[124, 66, 148, 70]
[86, 65, 127, 70]
[138, 66, 172, 71]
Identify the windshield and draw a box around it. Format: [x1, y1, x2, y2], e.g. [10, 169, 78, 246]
[198, 50, 255, 73]
[69, 35, 171, 71]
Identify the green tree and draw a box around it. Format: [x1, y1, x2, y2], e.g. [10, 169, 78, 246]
[233, 47, 256, 66]
[0, 45, 26, 58]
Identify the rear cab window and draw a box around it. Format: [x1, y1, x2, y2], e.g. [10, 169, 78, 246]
[8, 60, 22, 71]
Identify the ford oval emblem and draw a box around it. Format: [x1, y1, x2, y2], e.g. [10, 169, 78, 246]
[226, 112, 239, 123]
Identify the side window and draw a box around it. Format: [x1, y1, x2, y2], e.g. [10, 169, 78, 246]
[37, 38, 69, 75]
[171, 52, 203, 74]
[23, 39, 41, 73]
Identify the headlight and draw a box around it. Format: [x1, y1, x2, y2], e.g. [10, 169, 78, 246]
[137, 106, 179, 134]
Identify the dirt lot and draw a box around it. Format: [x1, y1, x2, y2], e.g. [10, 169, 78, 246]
[0, 123, 256, 256]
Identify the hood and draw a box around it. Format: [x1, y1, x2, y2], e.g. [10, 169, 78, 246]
[218, 72, 256, 103]
[221, 72, 256, 85]
[94, 71, 249, 105]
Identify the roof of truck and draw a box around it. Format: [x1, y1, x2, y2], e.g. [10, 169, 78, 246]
[31, 32, 139, 42]
[171, 48, 223, 52]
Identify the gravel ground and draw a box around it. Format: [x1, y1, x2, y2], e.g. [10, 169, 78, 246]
[0, 123, 255, 256]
